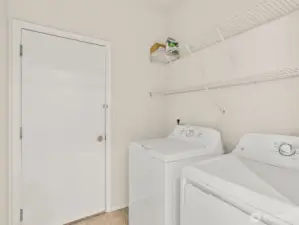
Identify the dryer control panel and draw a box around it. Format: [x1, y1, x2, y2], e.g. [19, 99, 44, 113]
[276, 142, 297, 157]
[234, 133, 299, 169]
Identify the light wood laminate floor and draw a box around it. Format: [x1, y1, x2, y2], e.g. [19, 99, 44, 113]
[68, 208, 128, 225]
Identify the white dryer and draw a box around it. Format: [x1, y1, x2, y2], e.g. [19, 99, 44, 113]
[181, 133, 299, 225]
[129, 125, 223, 225]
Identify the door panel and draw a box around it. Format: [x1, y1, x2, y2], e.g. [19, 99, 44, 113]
[21, 30, 106, 225]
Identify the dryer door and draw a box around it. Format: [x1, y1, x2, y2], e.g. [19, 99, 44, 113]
[181, 184, 264, 225]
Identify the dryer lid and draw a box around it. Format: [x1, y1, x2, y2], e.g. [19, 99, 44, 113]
[189, 154, 296, 204]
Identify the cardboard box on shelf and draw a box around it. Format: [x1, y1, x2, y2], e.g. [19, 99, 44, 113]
[150, 43, 166, 54]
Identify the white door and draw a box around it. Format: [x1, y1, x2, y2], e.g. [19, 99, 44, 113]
[21, 30, 107, 225]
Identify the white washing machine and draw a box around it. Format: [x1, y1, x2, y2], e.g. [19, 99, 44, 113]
[129, 125, 223, 225]
[181, 133, 299, 225]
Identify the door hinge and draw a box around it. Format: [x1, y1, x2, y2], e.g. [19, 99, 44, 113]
[105, 135, 107, 140]
[20, 209, 23, 222]
[20, 45, 23, 57]
[102, 104, 108, 109]
[20, 126, 23, 140]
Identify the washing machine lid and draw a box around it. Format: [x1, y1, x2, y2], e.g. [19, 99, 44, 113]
[137, 138, 211, 163]
[134, 125, 223, 163]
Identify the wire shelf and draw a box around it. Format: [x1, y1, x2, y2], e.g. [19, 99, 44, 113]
[150, 68, 299, 96]
[150, 0, 299, 64]
[192, 0, 299, 52]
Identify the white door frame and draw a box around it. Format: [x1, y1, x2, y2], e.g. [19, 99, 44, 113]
[8, 19, 112, 225]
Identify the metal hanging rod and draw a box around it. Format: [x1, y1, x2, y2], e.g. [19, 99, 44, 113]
[150, 68, 299, 96]
[193, 0, 299, 53]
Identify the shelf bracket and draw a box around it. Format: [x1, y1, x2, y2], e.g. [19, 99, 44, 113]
[216, 26, 236, 77]
[198, 64, 226, 115]
[216, 27, 225, 42]
[165, 54, 172, 64]
[203, 85, 226, 115]
[186, 45, 193, 55]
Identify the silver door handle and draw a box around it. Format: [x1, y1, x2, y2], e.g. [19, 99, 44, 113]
[97, 136, 104, 142]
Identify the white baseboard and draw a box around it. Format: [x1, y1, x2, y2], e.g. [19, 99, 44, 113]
[106, 204, 128, 213]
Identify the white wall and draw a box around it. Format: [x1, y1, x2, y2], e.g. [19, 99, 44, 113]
[0, 0, 8, 223]
[0, 0, 167, 224]
[165, 0, 299, 151]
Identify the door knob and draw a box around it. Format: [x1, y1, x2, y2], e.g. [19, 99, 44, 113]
[97, 136, 104, 142]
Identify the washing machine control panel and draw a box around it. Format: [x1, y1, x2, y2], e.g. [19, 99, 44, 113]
[186, 129, 195, 137]
[171, 126, 202, 139]
[168, 125, 221, 150]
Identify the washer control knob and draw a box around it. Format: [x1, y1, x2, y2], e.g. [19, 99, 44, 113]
[186, 130, 194, 137]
